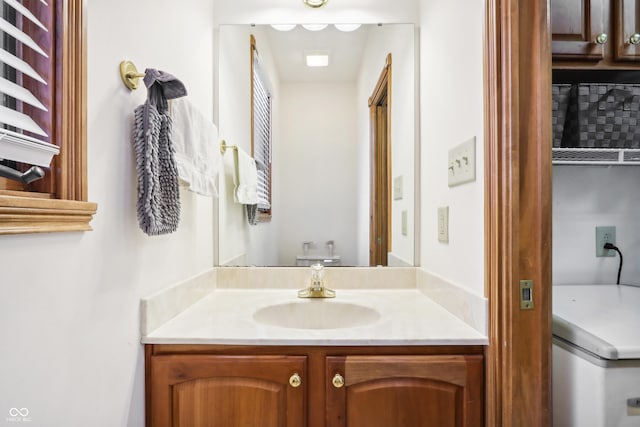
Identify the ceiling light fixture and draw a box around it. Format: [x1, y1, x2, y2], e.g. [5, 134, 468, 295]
[334, 24, 361, 32]
[305, 52, 329, 67]
[303, 0, 328, 8]
[301, 23, 328, 31]
[270, 24, 297, 31]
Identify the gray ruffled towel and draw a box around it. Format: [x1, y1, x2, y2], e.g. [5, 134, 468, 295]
[133, 69, 187, 235]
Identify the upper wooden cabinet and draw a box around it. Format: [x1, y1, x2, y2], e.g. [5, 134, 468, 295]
[551, 0, 607, 61]
[552, 0, 640, 67]
[614, 0, 640, 61]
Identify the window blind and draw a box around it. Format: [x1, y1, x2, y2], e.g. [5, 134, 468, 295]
[252, 50, 272, 211]
[0, 0, 58, 166]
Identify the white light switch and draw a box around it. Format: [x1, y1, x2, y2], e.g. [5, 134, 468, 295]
[438, 206, 449, 243]
[448, 137, 476, 187]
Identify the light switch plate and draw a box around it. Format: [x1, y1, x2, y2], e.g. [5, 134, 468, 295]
[394, 176, 403, 200]
[401, 210, 408, 236]
[438, 206, 449, 243]
[448, 137, 476, 187]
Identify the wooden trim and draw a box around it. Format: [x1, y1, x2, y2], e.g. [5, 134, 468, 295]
[145, 343, 153, 427]
[148, 344, 485, 357]
[0, 195, 97, 234]
[58, 0, 88, 201]
[484, 0, 552, 426]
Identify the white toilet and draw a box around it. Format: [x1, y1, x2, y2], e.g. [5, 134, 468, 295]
[295, 255, 341, 266]
[295, 240, 341, 266]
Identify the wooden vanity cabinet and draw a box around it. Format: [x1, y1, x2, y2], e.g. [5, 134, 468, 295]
[326, 355, 483, 427]
[551, 0, 640, 67]
[147, 353, 307, 427]
[146, 345, 484, 427]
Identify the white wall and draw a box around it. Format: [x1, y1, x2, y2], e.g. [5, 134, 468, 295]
[553, 166, 640, 285]
[419, 0, 485, 294]
[0, 1, 215, 426]
[355, 24, 416, 266]
[275, 83, 359, 265]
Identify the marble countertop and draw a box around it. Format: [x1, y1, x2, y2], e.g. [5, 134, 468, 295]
[142, 288, 488, 346]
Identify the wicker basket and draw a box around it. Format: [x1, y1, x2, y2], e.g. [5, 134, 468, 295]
[562, 83, 640, 148]
[552, 84, 571, 148]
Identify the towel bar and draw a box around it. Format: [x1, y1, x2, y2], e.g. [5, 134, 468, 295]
[119, 60, 146, 90]
[220, 140, 238, 155]
[220, 140, 267, 170]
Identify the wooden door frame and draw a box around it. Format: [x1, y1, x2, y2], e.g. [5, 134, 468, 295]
[369, 54, 392, 266]
[484, 1, 552, 426]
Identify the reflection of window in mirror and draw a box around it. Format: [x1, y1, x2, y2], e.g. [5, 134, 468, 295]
[250, 35, 273, 221]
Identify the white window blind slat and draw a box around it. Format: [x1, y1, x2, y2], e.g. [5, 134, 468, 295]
[252, 48, 272, 212]
[0, 76, 47, 110]
[0, 1, 55, 167]
[0, 17, 48, 58]
[3, 0, 48, 31]
[0, 49, 47, 83]
[0, 127, 58, 166]
[0, 104, 48, 137]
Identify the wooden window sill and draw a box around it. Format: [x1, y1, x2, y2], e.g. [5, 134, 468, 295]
[0, 195, 97, 235]
[258, 212, 272, 223]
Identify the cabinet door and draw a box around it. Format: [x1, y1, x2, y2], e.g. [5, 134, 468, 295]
[149, 355, 306, 427]
[551, 0, 607, 61]
[325, 355, 483, 427]
[614, 0, 640, 61]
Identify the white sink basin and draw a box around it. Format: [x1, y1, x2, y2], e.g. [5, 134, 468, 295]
[253, 300, 381, 330]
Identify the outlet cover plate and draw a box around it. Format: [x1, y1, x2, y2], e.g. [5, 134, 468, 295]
[438, 206, 449, 243]
[595, 226, 616, 257]
[448, 137, 476, 187]
[401, 210, 408, 236]
[394, 176, 403, 200]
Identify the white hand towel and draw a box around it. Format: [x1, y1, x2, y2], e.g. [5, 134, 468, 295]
[233, 148, 259, 205]
[170, 98, 220, 197]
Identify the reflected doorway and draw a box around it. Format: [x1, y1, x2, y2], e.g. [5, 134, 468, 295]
[369, 54, 392, 266]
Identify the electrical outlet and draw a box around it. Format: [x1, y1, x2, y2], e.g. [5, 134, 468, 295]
[595, 226, 616, 257]
[438, 206, 449, 243]
[401, 210, 408, 236]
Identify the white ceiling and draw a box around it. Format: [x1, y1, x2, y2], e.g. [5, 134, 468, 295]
[260, 24, 371, 84]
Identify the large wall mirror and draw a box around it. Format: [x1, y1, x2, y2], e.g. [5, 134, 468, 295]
[217, 23, 417, 267]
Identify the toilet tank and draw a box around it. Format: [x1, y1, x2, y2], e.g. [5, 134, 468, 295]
[295, 255, 342, 267]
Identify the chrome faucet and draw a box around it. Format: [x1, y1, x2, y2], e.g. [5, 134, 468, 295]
[298, 263, 335, 298]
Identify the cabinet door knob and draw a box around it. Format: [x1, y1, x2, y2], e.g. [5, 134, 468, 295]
[332, 373, 345, 388]
[289, 373, 302, 388]
[595, 33, 608, 45]
[630, 33, 640, 46]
